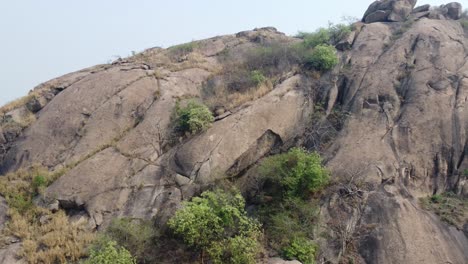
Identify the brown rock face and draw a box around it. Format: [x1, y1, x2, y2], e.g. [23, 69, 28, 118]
[362, 0, 417, 23]
[0, 10, 468, 264]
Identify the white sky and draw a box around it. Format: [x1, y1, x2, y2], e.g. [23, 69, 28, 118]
[0, 0, 451, 106]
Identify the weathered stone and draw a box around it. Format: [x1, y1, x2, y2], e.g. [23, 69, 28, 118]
[25, 96, 47, 113]
[335, 31, 356, 51]
[444, 2, 462, 20]
[412, 4, 430, 13]
[268, 258, 302, 264]
[363, 0, 417, 23]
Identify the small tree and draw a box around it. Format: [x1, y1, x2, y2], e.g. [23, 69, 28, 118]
[84, 240, 136, 264]
[305, 45, 338, 72]
[260, 147, 329, 199]
[168, 189, 261, 264]
[175, 100, 214, 134]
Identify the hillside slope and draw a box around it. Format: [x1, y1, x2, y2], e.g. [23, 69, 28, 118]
[0, 1, 467, 263]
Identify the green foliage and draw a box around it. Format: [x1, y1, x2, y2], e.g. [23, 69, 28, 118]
[175, 100, 214, 134]
[283, 237, 318, 264]
[256, 148, 328, 262]
[430, 194, 442, 203]
[328, 23, 352, 45]
[169, 41, 198, 58]
[299, 28, 331, 49]
[260, 148, 329, 199]
[8, 194, 33, 214]
[304, 45, 339, 72]
[85, 240, 136, 264]
[250, 70, 267, 86]
[168, 189, 262, 264]
[297, 23, 352, 48]
[32, 175, 47, 194]
[104, 218, 156, 263]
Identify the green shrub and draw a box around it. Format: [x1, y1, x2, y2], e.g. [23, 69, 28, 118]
[298, 23, 351, 48]
[328, 23, 352, 45]
[168, 189, 262, 264]
[431, 194, 442, 203]
[304, 45, 338, 72]
[85, 240, 136, 264]
[175, 100, 214, 134]
[250, 70, 267, 86]
[32, 175, 47, 194]
[283, 237, 317, 264]
[105, 218, 156, 263]
[169, 41, 198, 58]
[260, 148, 329, 199]
[299, 28, 330, 49]
[256, 148, 327, 262]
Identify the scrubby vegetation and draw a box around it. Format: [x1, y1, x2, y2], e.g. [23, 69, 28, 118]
[420, 192, 468, 229]
[84, 240, 136, 264]
[0, 166, 95, 263]
[101, 218, 156, 263]
[202, 25, 345, 111]
[254, 148, 330, 263]
[303, 45, 339, 72]
[297, 22, 353, 48]
[175, 100, 214, 134]
[168, 189, 262, 264]
[168, 41, 199, 60]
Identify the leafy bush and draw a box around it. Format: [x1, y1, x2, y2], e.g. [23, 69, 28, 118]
[105, 218, 156, 263]
[175, 100, 214, 134]
[256, 148, 328, 262]
[260, 147, 329, 199]
[32, 175, 47, 194]
[168, 189, 262, 264]
[304, 45, 338, 71]
[250, 70, 267, 86]
[283, 237, 318, 264]
[85, 240, 136, 264]
[297, 23, 352, 48]
[328, 23, 352, 45]
[299, 28, 330, 49]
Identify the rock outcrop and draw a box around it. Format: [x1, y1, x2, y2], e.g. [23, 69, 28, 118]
[0, 1, 468, 263]
[362, 0, 417, 23]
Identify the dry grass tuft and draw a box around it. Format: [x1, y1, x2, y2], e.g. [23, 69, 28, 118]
[204, 81, 273, 111]
[0, 167, 95, 264]
[0, 94, 36, 115]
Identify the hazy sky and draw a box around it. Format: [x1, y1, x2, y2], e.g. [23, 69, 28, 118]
[0, 0, 447, 106]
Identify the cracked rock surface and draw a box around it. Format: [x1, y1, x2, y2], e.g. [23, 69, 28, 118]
[1, 3, 468, 263]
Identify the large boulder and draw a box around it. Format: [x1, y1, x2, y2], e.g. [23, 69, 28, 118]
[444, 2, 463, 20]
[362, 0, 417, 23]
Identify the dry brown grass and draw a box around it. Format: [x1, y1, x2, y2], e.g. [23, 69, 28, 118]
[204, 81, 273, 111]
[9, 209, 95, 264]
[0, 94, 35, 115]
[0, 167, 95, 264]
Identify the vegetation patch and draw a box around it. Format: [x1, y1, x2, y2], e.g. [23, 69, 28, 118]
[0, 167, 95, 263]
[101, 218, 157, 263]
[168, 188, 262, 264]
[254, 148, 329, 263]
[420, 192, 468, 229]
[84, 240, 136, 264]
[175, 100, 214, 134]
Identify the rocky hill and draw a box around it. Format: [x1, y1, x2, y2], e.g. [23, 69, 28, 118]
[0, 0, 468, 263]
